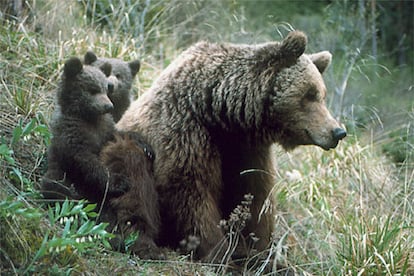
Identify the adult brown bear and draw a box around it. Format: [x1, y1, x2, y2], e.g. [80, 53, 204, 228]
[117, 31, 346, 261]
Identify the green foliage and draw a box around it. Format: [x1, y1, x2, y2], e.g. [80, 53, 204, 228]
[1, 134, 33, 191]
[382, 125, 414, 165]
[124, 231, 139, 253]
[0, 196, 44, 271]
[47, 200, 114, 245]
[0, 197, 114, 274]
[41, 200, 114, 260]
[11, 117, 51, 147]
[0, 21, 61, 116]
[81, 0, 162, 38]
[0, 196, 43, 220]
[0, 143, 15, 165]
[0, 117, 50, 192]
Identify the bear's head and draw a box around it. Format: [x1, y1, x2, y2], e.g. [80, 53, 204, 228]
[258, 31, 346, 150]
[58, 57, 114, 121]
[84, 51, 140, 121]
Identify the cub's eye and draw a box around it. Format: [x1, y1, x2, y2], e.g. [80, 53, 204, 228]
[89, 88, 100, 95]
[115, 74, 122, 80]
[305, 89, 318, 101]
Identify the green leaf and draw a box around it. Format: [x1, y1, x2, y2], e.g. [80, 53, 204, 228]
[23, 232, 50, 275]
[77, 220, 94, 235]
[87, 211, 98, 218]
[0, 144, 15, 165]
[54, 202, 61, 220]
[62, 217, 71, 238]
[102, 238, 112, 249]
[70, 203, 84, 214]
[82, 203, 97, 213]
[11, 124, 23, 145]
[22, 119, 36, 136]
[48, 207, 54, 225]
[61, 200, 69, 216]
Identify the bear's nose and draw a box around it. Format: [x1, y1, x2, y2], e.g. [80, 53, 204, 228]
[108, 82, 114, 93]
[332, 128, 347, 141]
[103, 103, 114, 113]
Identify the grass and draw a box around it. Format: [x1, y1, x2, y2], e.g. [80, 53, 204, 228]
[272, 139, 413, 274]
[1, 1, 413, 275]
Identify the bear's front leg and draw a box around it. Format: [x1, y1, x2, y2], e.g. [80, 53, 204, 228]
[159, 180, 230, 263]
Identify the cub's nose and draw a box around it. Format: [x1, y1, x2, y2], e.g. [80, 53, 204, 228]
[103, 102, 114, 113]
[108, 82, 114, 93]
[332, 128, 347, 141]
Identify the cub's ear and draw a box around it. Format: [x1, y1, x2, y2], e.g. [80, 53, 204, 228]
[84, 51, 98, 65]
[64, 57, 83, 78]
[308, 51, 332, 74]
[280, 31, 307, 60]
[100, 62, 112, 77]
[129, 60, 141, 77]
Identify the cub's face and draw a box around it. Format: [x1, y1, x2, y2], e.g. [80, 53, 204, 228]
[270, 52, 346, 150]
[83, 51, 140, 101]
[80, 66, 114, 116]
[60, 57, 114, 119]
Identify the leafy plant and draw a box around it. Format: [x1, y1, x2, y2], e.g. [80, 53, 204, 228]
[22, 200, 113, 274]
[1, 118, 51, 191]
[0, 196, 44, 272]
[0, 143, 15, 165]
[0, 196, 43, 220]
[124, 231, 139, 253]
[46, 200, 114, 252]
[11, 117, 51, 147]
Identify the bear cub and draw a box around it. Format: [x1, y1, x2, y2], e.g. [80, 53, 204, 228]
[41, 57, 127, 202]
[84, 51, 140, 122]
[41, 56, 162, 259]
[100, 131, 164, 259]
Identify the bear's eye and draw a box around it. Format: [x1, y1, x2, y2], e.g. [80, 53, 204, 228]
[116, 74, 122, 80]
[89, 87, 101, 95]
[305, 89, 318, 101]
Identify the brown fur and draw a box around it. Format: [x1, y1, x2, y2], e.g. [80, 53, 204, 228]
[84, 51, 140, 122]
[40, 57, 128, 202]
[41, 52, 140, 200]
[117, 31, 346, 261]
[100, 131, 164, 259]
[40, 57, 161, 259]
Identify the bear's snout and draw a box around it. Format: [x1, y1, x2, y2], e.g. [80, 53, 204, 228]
[332, 127, 347, 141]
[107, 75, 119, 92]
[94, 93, 114, 114]
[103, 102, 114, 113]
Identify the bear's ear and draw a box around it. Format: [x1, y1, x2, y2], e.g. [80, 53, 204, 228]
[100, 62, 112, 77]
[254, 30, 307, 68]
[84, 51, 98, 65]
[64, 57, 83, 78]
[129, 60, 141, 77]
[279, 31, 307, 61]
[308, 51, 332, 74]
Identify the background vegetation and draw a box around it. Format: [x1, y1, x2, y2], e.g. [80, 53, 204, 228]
[1, 0, 413, 275]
